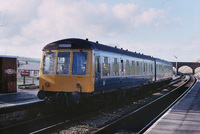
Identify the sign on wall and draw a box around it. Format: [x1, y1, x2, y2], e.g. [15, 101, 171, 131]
[21, 71, 30, 77]
[4, 69, 16, 74]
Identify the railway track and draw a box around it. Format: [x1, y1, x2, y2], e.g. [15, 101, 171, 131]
[0, 76, 189, 134]
[0, 112, 82, 134]
[27, 76, 185, 134]
[93, 75, 196, 134]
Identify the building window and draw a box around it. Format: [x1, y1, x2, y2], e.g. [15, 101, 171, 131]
[34, 71, 39, 76]
[102, 57, 110, 76]
[113, 58, 119, 76]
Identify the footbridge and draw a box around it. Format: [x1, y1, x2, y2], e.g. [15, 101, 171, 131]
[171, 62, 200, 75]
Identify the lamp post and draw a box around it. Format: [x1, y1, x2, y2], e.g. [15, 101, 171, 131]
[174, 55, 177, 75]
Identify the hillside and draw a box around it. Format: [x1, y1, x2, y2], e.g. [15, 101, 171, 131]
[17, 56, 41, 64]
[0, 55, 40, 64]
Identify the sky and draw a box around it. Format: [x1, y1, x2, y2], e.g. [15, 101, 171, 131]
[0, 0, 200, 62]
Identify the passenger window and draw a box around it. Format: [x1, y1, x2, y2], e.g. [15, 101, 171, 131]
[43, 52, 56, 74]
[136, 61, 140, 75]
[121, 60, 124, 73]
[95, 56, 100, 73]
[72, 52, 87, 75]
[140, 62, 143, 75]
[159, 64, 162, 73]
[125, 60, 130, 75]
[102, 57, 110, 76]
[162, 65, 164, 73]
[113, 58, 119, 76]
[131, 61, 135, 75]
[57, 52, 70, 74]
[157, 64, 159, 74]
[143, 62, 146, 73]
[145, 63, 148, 74]
[151, 63, 153, 74]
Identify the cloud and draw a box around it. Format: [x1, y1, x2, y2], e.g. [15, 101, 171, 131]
[173, 17, 182, 24]
[133, 8, 165, 27]
[0, 0, 168, 58]
[0, 0, 40, 36]
[24, 1, 166, 37]
[155, 21, 170, 31]
[0, 11, 8, 28]
[112, 3, 139, 19]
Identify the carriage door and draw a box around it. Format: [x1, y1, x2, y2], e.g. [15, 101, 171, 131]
[95, 55, 100, 90]
[121, 59, 124, 76]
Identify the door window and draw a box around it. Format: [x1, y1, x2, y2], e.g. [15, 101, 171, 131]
[72, 52, 87, 75]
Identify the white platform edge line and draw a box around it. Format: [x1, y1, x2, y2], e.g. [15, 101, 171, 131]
[144, 79, 198, 134]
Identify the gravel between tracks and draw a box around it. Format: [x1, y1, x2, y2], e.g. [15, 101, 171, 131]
[56, 86, 176, 134]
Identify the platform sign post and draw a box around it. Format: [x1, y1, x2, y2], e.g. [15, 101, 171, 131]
[21, 71, 30, 84]
[23, 76, 25, 84]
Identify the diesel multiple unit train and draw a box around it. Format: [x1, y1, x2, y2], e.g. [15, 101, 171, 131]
[38, 38, 173, 106]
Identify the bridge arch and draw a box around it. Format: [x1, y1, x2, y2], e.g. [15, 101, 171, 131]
[172, 62, 200, 75]
[178, 66, 193, 75]
[194, 67, 200, 76]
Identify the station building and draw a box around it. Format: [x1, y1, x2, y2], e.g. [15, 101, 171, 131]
[0, 56, 17, 93]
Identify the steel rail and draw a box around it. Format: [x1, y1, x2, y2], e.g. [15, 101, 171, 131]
[0, 114, 56, 134]
[30, 77, 185, 133]
[138, 75, 196, 133]
[30, 119, 70, 134]
[93, 75, 196, 134]
[0, 76, 187, 134]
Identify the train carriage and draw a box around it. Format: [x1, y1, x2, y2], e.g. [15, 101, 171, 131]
[155, 59, 173, 81]
[93, 49, 155, 93]
[38, 38, 173, 105]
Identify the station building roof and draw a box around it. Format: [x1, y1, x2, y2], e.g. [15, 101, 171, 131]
[18, 63, 40, 71]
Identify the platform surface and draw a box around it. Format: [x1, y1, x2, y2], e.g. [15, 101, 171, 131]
[145, 79, 200, 134]
[0, 88, 40, 108]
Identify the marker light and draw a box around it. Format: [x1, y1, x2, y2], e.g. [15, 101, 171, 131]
[45, 82, 50, 87]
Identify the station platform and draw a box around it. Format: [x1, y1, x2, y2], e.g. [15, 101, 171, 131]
[0, 87, 40, 108]
[145, 79, 200, 134]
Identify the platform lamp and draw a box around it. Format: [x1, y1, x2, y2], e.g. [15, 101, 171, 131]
[174, 55, 178, 75]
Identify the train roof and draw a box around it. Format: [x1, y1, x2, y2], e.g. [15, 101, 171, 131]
[43, 38, 171, 63]
[156, 58, 172, 65]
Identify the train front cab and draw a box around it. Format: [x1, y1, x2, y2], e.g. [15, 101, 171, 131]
[38, 49, 95, 104]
